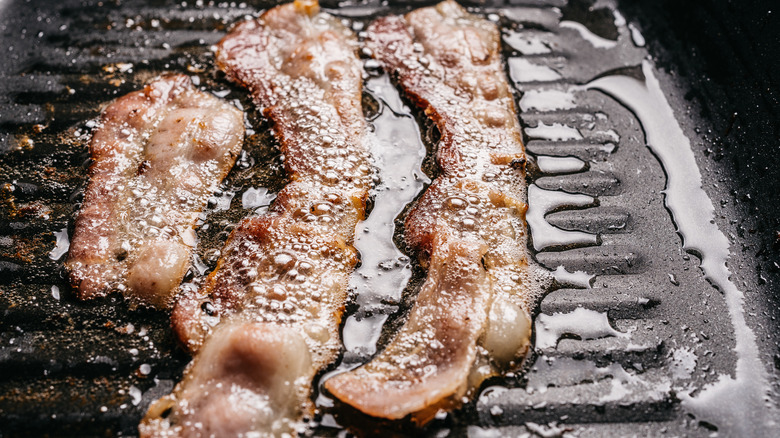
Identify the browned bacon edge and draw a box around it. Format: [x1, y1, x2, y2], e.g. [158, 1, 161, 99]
[325, 0, 542, 425]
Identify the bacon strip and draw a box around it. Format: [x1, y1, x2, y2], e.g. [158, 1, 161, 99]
[65, 74, 244, 309]
[140, 1, 372, 435]
[325, 0, 536, 424]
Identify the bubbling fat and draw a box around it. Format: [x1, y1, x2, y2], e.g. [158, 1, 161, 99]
[324, 0, 547, 424]
[65, 74, 244, 309]
[141, 1, 373, 436]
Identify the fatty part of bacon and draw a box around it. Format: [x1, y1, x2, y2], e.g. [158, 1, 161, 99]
[141, 321, 313, 437]
[64, 74, 244, 309]
[142, 1, 372, 436]
[325, 0, 535, 424]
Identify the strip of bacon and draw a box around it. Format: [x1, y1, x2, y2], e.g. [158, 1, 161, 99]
[143, 320, 314, 436]
[325, 0, 539, 424]
[65, 74, 244, 309]
[140, 1, 372, 435]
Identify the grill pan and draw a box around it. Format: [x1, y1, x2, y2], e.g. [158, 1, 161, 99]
[1, 0, 779, 436]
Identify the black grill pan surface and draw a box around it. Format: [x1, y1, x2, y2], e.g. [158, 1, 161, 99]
[1, 0, 778, 437]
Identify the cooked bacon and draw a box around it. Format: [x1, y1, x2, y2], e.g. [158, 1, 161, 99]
[65, 74, 244, 309]
[142, 321, 313, 437]
[141, 1, 372, 435]
[172, 0, 371, 355]
[325, 236, 492, 422]
[325, 0, 537, 423]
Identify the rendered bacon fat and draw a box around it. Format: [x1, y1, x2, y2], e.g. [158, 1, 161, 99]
[325, 0, 537, 423]
[65, 74, 244, 309]
[141, 1, 372, 436]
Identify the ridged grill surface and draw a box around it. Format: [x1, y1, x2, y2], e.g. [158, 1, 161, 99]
[0, 0, 775, 437]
